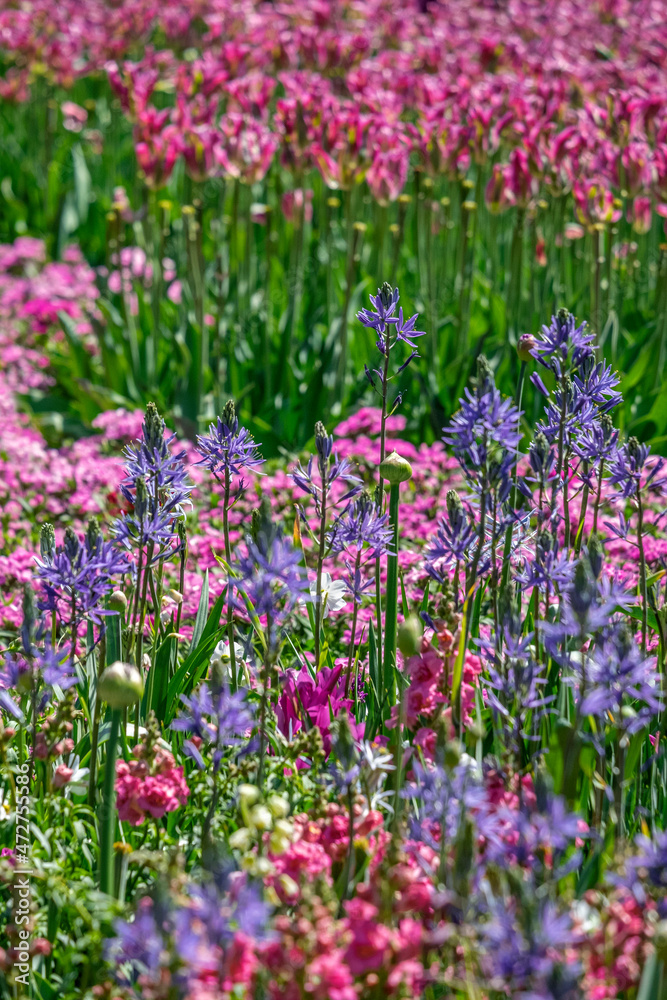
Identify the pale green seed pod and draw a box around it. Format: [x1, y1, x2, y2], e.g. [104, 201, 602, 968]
[98, 661, 144, 709]
[397, 615, 423, 658]
[379, 450, 413, 485]
[108, 590, 128, 613]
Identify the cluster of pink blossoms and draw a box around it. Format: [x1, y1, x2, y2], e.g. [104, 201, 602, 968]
[576, 889, 656, 998]
[389, 631, 482, 741]
[258, 804, 435, 1000]
[116, 745, 190, 825]
[2, 2, 667, 231]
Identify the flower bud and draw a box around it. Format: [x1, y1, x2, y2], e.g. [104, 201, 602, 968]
[379, 450, 413, 485]
[85, 517, 102, 553]
[600, 412, 615, 442]
[229, 826, 253, 852]
[397, 615, 423, 658]
[63, 526, 81, 562]
[222, 399, 237, 432]
[627, 435, 642, 463]
[108, 590, 128, 613]
[135, 476, 148, 519]
[315, 421, 332, 465]
[238, 783, 260, 806]
[40, 523, 56, 562]
[267, 793, 289, 819]
[21, 584, 36, 648]
[269, 819, 293, 853]
[98, 661, 144, 708]
[53, 765, 73, 788]
[277, 873, 299, 898]
[517, 333, 536, 362]
[143, 402, 165, 451]
[586, 534, 604, 579]
[250, 804, 274, 831]
[444, 739, 463, 770]
[379, 282, 395, 309]
[445, 489, 465, 532]
[653, 921, 667, 963]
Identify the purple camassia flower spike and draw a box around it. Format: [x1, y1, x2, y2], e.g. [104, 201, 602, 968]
[172, 684, 255, 771]
[195, 402, 264, 485]
[36, 521, 130, 624]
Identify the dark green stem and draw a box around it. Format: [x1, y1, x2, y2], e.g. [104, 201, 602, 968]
[223, 468, 237, 690]
[382, 483, 401, 715]
[638, 491, 648, 655]
[100, 709, 121, 896]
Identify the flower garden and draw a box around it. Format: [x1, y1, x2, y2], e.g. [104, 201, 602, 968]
[2, 2, 667, 998]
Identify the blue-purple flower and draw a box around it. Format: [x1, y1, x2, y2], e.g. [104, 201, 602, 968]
[531, 309, 596, 375]
[36, 524, 130, 624]
[172, 683, 255, 770]
[236, 532, 308, 622]
[328, 493, 392, 557]
[195, 402, 264, 485]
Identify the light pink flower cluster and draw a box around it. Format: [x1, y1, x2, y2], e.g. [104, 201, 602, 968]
[116, 745, 190, 825]
[576, 889, 655, 999]
[389, 632, 482, 740]
[261, 803, 437, 1000]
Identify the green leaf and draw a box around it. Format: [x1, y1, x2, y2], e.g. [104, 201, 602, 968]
[151, 635, 178, 721]
[637, 953, 665, 1000]
[420, 579, 431, 615]
[34, 972, 59, 1000]
[625, 729, 647, 782]
[106, 605, 122, 665]
[450, 595, 469, 726]
[190, 570, 210, 652]
[164, 589, 226, 724]
[72, 143, 91, 224]
[399, 572, 409, 619]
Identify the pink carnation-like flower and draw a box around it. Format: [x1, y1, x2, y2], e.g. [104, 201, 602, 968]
[53, 765, 74, 788]
[305, 950, 357, 1000]
[116, 750, 189, 826]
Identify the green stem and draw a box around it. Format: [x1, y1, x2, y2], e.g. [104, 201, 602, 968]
[500, 359, 527, 590]
[87, 631, 107, 807]
[337, 788, 355, 915]
[593, 458, 605, 535]
[382, 483, 401, 715]
[638, 491, 648, 655]
[139, 541, 155, 713]
[257, 615, 273, 792]
[223, 468, 237, 690]
[574, 464, 590, 557]
[314, 481, 328, 671]
[100, 709, 121, 896]
[563, 456, 571, 549]
[345, 552, 362, 696]
[374, 350, 391, 669]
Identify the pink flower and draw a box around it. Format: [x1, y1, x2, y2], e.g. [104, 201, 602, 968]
[281, 189, 314, 225]
[116, 751, 189, 826]
[167, 280, 183, 304]
[343, 898, 392, 975]
[304, 951, 357, 1000]
[61, 101, 88, 133]
[53, 765, 74, 788]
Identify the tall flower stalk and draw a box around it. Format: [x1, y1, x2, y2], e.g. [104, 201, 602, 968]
[195, 400, 263, 689]
[358, 284, 424, 662]
[292, 423, 361, 669]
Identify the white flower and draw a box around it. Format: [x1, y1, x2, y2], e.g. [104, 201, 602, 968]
[210, 639, 247, 680]
[308, 572, 347, 618]
[357, 740, 395, 774]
